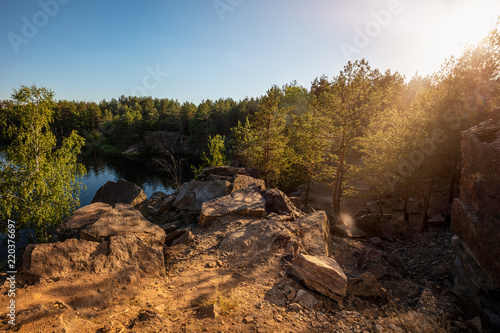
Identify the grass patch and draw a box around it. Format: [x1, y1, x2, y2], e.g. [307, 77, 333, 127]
[191, 293, 239, 314]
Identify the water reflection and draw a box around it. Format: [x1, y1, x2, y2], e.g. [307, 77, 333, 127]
[78, 152, 177, 207]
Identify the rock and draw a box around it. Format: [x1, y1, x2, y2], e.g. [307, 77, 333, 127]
[197, 304, 219, 319]
[74, 204, 165, 247]
[242, 316, 254, 324]
[91, 180, 148, 216]
[347, 272, 390, 301]
[151, 195, 176, 217]
[171, 229, 194, 246]
[199, 166, 247, 178]
[288, 197, 302, 210]
[274, 314, 283, 322]
[173, 180, 231, 211]
[290, 254, 347, 302]
[263, 188, 299, 216]
[288, 303, 302, 312]
[292, 289, 321, 308]
[353, 208, 371, 219]
[231, 174, 265, 193]
[294, 211, 331, 257]
[199, 184, 267, 227]
[22, 234, 165, 279]
[354, 214, 394, 241]
[57, 203, 113, 241]
[23, 203, 166, 279]
[369, 237, 383, 246]
[284, 285, 296, 301]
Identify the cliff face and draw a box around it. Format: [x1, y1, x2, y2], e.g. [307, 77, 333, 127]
[451, 116, 500, 328]
[144, 131, 191, 154]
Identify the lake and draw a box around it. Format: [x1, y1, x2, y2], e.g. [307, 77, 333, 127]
[78, 151, 179, 206]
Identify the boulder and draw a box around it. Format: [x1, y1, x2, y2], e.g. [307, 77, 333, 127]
[231, 174, 265, 193]
[23, 203, 166, 279]
[22, 234, 165, 279]
[294, 211, 331, 257]
[347, 272, 390, 301]
[78, 204, 165, 246]
[91, 180, 148, 216]
[354, 214, 394, 241]
[263, 188, 300, 216]
[199, 166, 246, 179]
[199, 184, 267, 227]
[290, 254, 347, 302]
[57, 202, 113, 241]
[173, 180, 231, 211]
[292, 289, 322, 308]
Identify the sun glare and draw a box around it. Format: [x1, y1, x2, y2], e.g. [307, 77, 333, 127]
[417, 1, 499, 75]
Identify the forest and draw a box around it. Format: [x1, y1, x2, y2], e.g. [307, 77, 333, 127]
[1, 27, 499, 236]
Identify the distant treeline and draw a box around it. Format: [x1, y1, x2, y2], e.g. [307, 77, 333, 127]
[0, 95, 260, 152]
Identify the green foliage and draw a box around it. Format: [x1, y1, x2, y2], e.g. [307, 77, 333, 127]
[232, 86, 292, 187]
[192, 134, 229, 177]
[0, 84, 86, 243]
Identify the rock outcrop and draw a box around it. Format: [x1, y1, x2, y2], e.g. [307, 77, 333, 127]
[451, 117, 500, 330]
[199, 184, 267, 227]
[144, 131, 191, 154]
[23, 203, 166, 279]
[231, 174, 265, 193]
[173, 180, 231, 211]
[91, 180, 148, 216]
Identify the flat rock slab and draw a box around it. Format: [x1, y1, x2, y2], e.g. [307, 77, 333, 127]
[58, 203, 166, 247]
[199, 184, 267, 227]
[290, 254, 347, 302]
[173, 180, 231, 211]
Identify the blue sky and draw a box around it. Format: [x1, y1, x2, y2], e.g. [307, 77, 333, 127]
[0, 0, 499, 104]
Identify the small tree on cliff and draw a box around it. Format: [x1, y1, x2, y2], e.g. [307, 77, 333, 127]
[191, 134, 229, 177]
[0, 84, 86, 242]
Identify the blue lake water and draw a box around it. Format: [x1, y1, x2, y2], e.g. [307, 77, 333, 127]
[78, 152, 177, 206]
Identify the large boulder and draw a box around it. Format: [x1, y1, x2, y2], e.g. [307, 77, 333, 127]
[173, 180, 231, 211]
[293, 211, 332, 257]
[354, 214, 393, 241]
[231, 174, 265, 193]
[91, 180, 148, 216]
[451, 117, 500, 329]
[199, 184, 267, 227]
[290, 254, 347, 302]
[24, 203, 166, 279]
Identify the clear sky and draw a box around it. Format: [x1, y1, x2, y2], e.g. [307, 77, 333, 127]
[0, 0, 499, 104]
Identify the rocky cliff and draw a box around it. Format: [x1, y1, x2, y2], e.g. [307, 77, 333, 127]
[451, 116, 500, 330]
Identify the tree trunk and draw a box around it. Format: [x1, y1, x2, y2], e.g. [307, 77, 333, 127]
[304, 179, 311, 208]
[332, 134, 346, 217]
[403, 185, 409, 223]
[419, 171, 435, 234]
